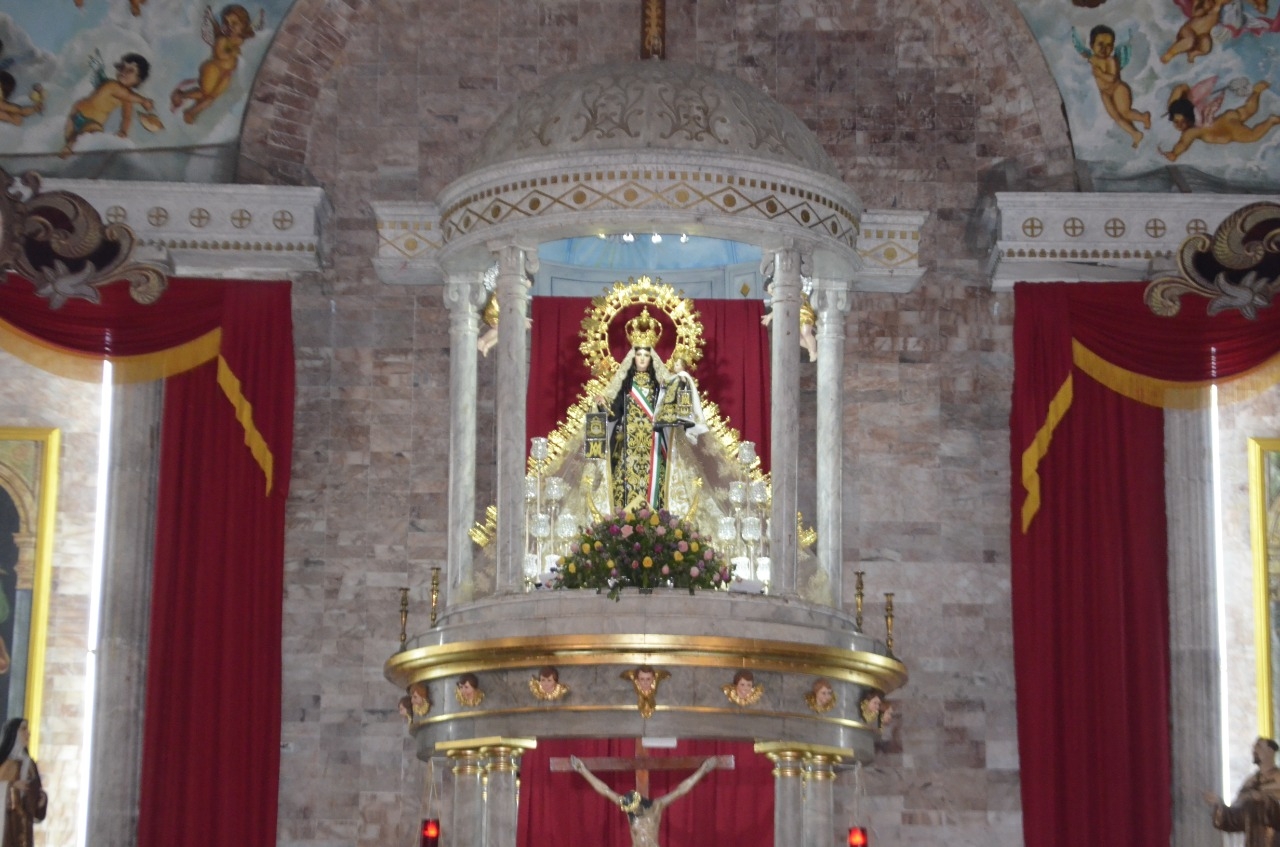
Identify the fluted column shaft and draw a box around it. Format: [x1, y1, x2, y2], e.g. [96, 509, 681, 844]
[86, 380, 162, 846]
[767, 245, 802, 596]
[765, 750, 805, 847]
[482, 746, 523, 847]
[812, 281, 851, 608]
[493, 244, 535, 592]
[445, 277, 486, 604]
[1165, 408, 1222, 847]
[802, 754, 838, 847]
[449, 749, 486, 847]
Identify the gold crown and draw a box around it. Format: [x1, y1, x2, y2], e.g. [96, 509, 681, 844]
[625, 308, 663, 348]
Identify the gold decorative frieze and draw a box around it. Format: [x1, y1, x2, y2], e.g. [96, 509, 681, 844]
[438, 169, 858, 249]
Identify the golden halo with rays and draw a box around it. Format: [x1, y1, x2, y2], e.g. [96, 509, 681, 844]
[578, 276, 705, 376]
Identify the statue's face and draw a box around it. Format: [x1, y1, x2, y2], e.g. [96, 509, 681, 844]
[636, 671, 655, 692]
[539, 674, 557, 693]
[816, 685, 833, 706]
[735, 678, 754, 698]
[634, 349, 652, 371]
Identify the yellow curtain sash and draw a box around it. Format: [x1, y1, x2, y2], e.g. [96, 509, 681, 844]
[216, 355, 275, 496]
[1020, 340, 1280, 532]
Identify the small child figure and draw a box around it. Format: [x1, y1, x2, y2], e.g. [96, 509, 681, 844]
[1161, 79, 1280, 161]
[170, 4, 256, 124]
[61, 52, 154, 157]
[0, 73, 41, 126]
[1161, 0, 1233, 64]
[1073, 25, 1150, 148]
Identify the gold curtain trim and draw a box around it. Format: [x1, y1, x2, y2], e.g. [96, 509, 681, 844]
[1021, 340, 1280, 533]
[216, 355, 275, 496]
[1020, 373, 1073, 534]
[0, 316, 274, 495]
[0, 315, 221, 383]
[1072, 339, 1280, 410]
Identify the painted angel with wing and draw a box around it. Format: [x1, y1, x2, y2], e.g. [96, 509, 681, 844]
[1161, 0, 1238, 63]
[1161, 75, 1280, 160]
[1072, 25, 1150, 147]
[169, 4, 258, 125]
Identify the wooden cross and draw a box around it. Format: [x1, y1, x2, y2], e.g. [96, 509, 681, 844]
[551, 741, 733, 797]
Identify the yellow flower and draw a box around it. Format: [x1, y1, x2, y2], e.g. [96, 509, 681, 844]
[568, 563, 577, 574]
[674, 529, 683, 539]
[649, 513, 660, 526]
[606, 559, 615, 569]
[625, 511, 635, 523]
[581, 543, 591, 554]
[594, 540, 603, 551]
[690, 541, 700, 552]
[642, 556, 653, 568]
[673, 551, 684, 562]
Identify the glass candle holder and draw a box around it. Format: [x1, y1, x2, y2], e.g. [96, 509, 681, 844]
[525, 474, 539, 501]
[555, 512, 578, 540]
[740, 516, 762, 543]
[717, 516, 738, 543]
[749, 480, 768, 504]
[531, 513, 552, 540]
[728, 481, 746, 507]
[530, 437, 549, 462]
[523, 554, 540, 578]
[545, 476, 567, 502]
[754, 556, 771, 583]
[738, 441, 756, 465]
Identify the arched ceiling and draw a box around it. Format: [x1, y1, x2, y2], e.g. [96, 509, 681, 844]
[2, 0, 1271, 193]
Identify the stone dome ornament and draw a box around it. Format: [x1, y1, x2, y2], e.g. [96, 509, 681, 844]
[373, 61, 926, 290]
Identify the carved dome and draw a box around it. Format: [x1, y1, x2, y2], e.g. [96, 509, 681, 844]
[467, 61, 841, 179]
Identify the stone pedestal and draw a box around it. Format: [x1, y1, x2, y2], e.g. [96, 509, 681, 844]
[445, 277, 486, 605]
[758, 746, 804, 847]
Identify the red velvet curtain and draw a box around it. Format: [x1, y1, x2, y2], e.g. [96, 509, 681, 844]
[517, 739, 774, 847]
[527, 297, 772, 470]
[1011, 282, 1280, 847]
[0, 275, 293, 847]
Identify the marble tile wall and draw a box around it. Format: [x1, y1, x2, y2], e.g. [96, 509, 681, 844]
[0, 349, 102, 847]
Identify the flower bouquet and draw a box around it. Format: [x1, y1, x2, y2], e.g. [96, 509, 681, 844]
[555, 507, 729, 601]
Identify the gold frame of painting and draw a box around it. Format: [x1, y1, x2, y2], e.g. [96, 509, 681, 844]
[1250, 437, 1280, 738]
[0, 427, 59, 757]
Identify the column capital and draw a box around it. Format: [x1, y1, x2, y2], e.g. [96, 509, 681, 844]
[487, 240, 540, 277]
[808, 278, 853, 316]
[443, 273, 489, 312]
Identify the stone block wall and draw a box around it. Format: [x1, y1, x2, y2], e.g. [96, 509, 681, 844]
[240, 0, 1076, 845]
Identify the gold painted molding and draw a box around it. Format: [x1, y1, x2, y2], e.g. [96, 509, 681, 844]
[408, 703, 875, 732]
[434, 736, 538, 754]
[386, 632, 907, 692]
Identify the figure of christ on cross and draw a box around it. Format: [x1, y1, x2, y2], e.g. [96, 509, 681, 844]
[558, 748, 732, 847]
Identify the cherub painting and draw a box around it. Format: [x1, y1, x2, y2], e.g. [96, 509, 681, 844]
[1072, 25, 1150, 147]
[169, 4, 257, 125]
[1161, 0, 1234, 64]
[61, 51, 158, 157]
[1160, 76, 1280, 161]
[0, 73, 41, 127]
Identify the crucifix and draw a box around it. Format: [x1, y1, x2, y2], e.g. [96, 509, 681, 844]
[552, 743, 733, 847]
[641, 0, 665, 60]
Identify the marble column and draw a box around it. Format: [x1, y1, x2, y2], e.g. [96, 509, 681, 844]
[1165, 408, 1222, 847]
[766, 244, 803, 596]
[802, 753, 838, 847]
[492, 243, 536, 592]
[444, 276, 486, 605]
[811, 280, 851, 608]
[446, 748, 486, 847]
[481, 742, 532, 847]
[756, 745, 805, 847]
[86, 380, 162, 845]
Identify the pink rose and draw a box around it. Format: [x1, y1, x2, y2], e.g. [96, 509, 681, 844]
[638, 508, 651, 519]
[689, 566, 700, 578]
[655, 527, 667, 536]
[621, 524, 634, 538]
[704, 549, 713, 560]
[661, 565, 670, 575]
[669, 518, 679, 528]
[677, 540, 688, 552]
